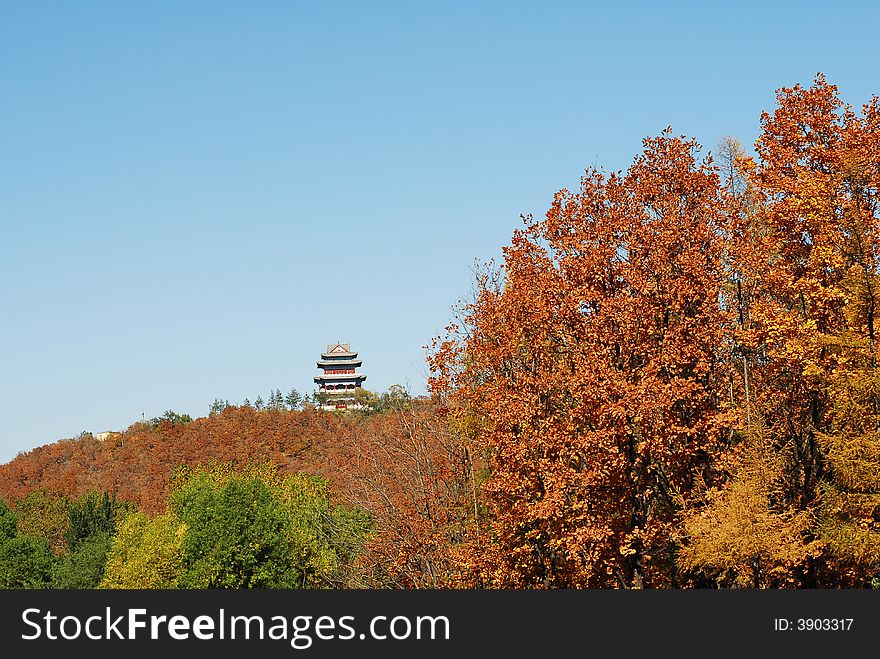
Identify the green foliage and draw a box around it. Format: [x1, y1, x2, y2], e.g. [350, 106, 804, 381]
[216, 387, 305, 412]
[378, 384, 410, 412]
[51, 532, 112, 588]
[163, 464, 371, 589]
[285, 388, 303, 410]
[66, 491, 132, 552]
[173, 476, 297, 588]
[0, 500, 16, 541]
[353, 388, 378, 411]
[151, 410, 193, 427]
[268, 389, 286, 410]
[346, 385, 411, 416]
[324, 504, 372, 587]
[0, 498, 57, 588]
[0, 534, 55, 588]
[274, 472, 372, 588]
[208, 398, 230, 416]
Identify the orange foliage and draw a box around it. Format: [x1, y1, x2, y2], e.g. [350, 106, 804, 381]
[0, 407, 345, 515]
[0, 402, 477, 588]
[4, 74, 876, 590]
[430, 131, 734, 588]
[675, 75, 880, 587]
[728, 75, 880, 512]
[326, 402, 478, 588]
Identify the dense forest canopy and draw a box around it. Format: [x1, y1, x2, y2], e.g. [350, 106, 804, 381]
[2, 74, 878, 589]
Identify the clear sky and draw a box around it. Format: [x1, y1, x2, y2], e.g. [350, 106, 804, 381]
[1, 1, 878, 463]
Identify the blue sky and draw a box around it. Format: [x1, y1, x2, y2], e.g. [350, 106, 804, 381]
[1, 1, 878, 463]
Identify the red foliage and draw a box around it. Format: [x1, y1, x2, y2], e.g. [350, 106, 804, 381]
[0, 407, 346, 514]
[325, 402, 478, 587]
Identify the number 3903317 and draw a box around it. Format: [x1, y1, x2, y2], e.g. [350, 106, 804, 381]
[797, 618, 853, 631]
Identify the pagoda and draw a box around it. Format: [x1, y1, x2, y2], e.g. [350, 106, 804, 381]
[314, 343, 367, 410]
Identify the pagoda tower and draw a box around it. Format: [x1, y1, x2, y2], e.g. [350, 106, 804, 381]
[314, 343, 367, 410]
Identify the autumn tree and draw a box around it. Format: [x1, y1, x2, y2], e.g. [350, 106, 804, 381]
[431, 131, 733, 587]
[678, 420, 817, 587]
[681, 75, 880, 586]
[327, 398, 478, 587]
[100, 511, 185, 589]
[12, 489, 69, 555]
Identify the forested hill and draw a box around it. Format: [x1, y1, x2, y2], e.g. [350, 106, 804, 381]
[0, 407, 368, 514]
[5, 76, 878, 590]
[0, 400, 471, 588]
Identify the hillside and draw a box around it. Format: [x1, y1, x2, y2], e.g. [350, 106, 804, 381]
[0, 407, 362, 514]
[0, 401, 473, 588]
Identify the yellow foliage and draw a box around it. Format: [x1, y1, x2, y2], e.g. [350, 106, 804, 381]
[679, 422, 817, 587]
[100, 512, 186, 589]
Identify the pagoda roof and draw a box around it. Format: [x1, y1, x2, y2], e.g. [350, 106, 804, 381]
[321, 343, 358, 359]
[317, 358, 363, 368]
[314, 373, 367, 382]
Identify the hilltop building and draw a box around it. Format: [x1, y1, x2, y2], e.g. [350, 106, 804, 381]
[314, 343, 367, 410]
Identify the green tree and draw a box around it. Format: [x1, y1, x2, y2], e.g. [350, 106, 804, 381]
[285, 388, 303, 410]
[0, 500, 16, 541]
[269, 389, 282, 410]
[274, 472, 371, 588]
[166, 465, 370, 588]
[66, 491, 132, 552]
[151, 410, 193, 427]
[0, 535, 55, 588]
[0, 500, 55, 588]
[51, 532, 113, 588]
[208, 398, 229, 416]
[353, 388, 379, 413]
[172, 475, 298, 588]
[377, 384, 410, 412]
